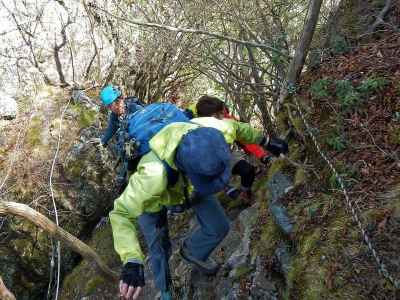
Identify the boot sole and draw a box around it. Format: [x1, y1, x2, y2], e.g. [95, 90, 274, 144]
[179, 247, 219, 275]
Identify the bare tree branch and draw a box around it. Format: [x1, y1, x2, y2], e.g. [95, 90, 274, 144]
[82, 0, 101, 82]
[88, 3, 286, 55]
[0, 201, 118, 281]
[53, 4, 73, 87]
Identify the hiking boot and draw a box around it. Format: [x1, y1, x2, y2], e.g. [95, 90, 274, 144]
[225, 186, 241, 199]
[180, 243, 220, 275]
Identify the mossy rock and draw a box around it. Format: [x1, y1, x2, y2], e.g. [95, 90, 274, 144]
[60, 225, 120, 299]
[286, 228, 325, 297]
[252, 198, 284, 259]
[66, 158, 85, 178]
[71, 103, 98, 128]
[285, 213, 363, 299]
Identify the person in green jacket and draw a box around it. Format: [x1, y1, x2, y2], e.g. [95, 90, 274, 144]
[110, 117, 286, 300]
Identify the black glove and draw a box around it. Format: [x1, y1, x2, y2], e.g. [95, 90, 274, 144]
[261, 136, 289, 157]
[120, 262, 145, 288]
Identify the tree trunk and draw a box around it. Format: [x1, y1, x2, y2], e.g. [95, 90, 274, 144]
[277, 0, 323, 109]
[0, 201, 118, 281]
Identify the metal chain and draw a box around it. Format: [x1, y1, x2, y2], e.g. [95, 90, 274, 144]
[292, 94, 399, 289]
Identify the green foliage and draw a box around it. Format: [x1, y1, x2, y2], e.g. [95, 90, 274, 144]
[330, 34, 349, 55]
[326, 135, 347, 152]
[271, 51, 287, 66]
[270, 34, 289, 66]
[332, 77, 388, 110]
[310, 78, 331, 99]
[328, 173, 341, 189]
[328, 77, 388, 111]
[357, 77, 388, 94]
[335, 80, 360, 108]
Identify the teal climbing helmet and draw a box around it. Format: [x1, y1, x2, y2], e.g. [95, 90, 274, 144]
[100, 85, 122, 105]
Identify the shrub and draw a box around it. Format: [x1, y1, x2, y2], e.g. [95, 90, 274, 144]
[335, 80, 360, 108]
[326, 135, 347, 152]
[330, 34, 350, 55]
[357, 77, 388, 94]
[311, 78, 331, 99]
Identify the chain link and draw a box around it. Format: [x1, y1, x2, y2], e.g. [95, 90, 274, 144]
[292, 95, 399, 289]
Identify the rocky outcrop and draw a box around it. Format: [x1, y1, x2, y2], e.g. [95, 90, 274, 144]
[0, 87, 117, 299]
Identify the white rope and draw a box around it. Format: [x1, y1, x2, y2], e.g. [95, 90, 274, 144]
[48, 98, 71, 300]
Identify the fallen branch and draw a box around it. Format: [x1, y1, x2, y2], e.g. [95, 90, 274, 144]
[0, 201, 118, 281]
[0, 277, 15, 300]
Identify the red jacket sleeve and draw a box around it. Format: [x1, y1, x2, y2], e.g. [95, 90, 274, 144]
[241, 143, 268, 159]
[223, 109, 269, 159]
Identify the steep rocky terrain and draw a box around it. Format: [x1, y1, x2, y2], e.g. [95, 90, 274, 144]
[59, 32, 400, 300]
[0, 1, 399, 299]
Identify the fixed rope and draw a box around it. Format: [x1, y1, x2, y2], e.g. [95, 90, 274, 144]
[291, 91, 399, 289]
[48, 98, 71, 300]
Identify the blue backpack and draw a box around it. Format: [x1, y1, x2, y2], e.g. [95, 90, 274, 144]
[126, 102, 189, 156]
[119, 103, 189, 186]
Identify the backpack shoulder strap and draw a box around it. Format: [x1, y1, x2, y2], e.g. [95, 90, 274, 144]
[161, 160, 179, 187]
[162, 161, 191, 210]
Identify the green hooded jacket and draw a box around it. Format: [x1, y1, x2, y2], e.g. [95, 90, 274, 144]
[109, 117, 263, 264]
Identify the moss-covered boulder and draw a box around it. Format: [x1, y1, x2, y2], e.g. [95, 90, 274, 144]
[0, 86, 118, 299]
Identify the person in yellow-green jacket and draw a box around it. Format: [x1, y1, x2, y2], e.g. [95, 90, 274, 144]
[110, 117, 287, 300]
